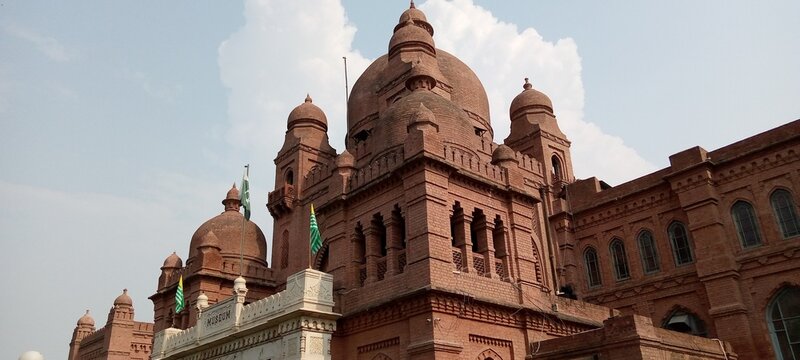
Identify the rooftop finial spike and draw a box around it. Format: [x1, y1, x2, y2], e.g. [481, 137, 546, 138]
[410, 0, 415, 9]
[523, 77, 532, 90]
[305, 93, 312, 103]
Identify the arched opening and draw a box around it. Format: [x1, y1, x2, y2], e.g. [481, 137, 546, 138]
[637, 230, 660, 274]
[732, 200, 762, 248]
[609, 238, 630, 280]
[663, 308, 707, 337]
[584, 247, 601, 287]
[771, 189, 800, 238]
[768, 286, 800, 359]
[668, 222, 693, 265]
[285, 169, 294, 185]
[551, 154, 563, 181]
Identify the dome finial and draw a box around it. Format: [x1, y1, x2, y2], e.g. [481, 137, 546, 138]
[305, 94, 312, 103]
[410, 0, 415, 9]
[523, 77, 532, 90]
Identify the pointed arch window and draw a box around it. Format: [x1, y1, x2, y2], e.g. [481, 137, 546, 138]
[584, 247, 602, 287]
[771, 189, 800, 238]
[637, 230, 660, 274]
[610, 239, 630, 280]
[768, 287, 800, 360]
[551, 154, 565, 182]
[668, 222, 694, 265]
[732, 200, 762, 248]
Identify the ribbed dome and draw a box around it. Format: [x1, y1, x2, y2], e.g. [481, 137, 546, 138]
[188, 211, 267, 262]
[287, 94, 327, 131]
[114, 289, 133, 307]
[347, 50, 491, 141]
[77, 310, 95, 326]
[375, 90, 475, 152]
[509, 78, 553, 120]
[162, 252, 182, 269]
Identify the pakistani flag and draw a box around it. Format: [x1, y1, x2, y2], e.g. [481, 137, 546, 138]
[240, 167, 251, 221]
[175, 275, 185, 313]
[310, 204, 322, 254]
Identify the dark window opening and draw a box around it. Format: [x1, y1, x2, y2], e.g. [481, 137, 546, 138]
[610, 239, 630, 280]
[285, 169, 294, 185]
[771, 189, 800, 238]
[732, 200, 762, 248]
[584, 247, 601, 287]
[668, 222, 693, 265]
[353, 129, 371, 143]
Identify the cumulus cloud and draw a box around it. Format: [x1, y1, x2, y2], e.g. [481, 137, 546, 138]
[219, 0, 655, 187]
[4, 24, 75, 62]
[422, 0, 656, 184]
[219, 0, 371, 155]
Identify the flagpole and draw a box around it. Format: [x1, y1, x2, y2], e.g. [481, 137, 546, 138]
[240, 164, 249, 277]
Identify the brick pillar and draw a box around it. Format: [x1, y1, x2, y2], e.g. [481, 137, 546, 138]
[386, 216, 403, 275]
[454, 213, 474, 273]
[668, 160, 757, 359]
[365, 224, 381, 284]
[351, 231, 365, 288]
[475, 219, 498, 278]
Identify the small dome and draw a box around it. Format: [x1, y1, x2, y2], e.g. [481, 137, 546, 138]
[18, 351, 44, 360]
[77, 310, 95, 327]
[197, 230, 221, 250]
[188, 210, 267, 263]
[492, 144, 517, 164]
[335, 150, 355, 168]
[162, 252, 182, 269]
[114, 289, 133, 307]
[509, 78, 553, 120]
[287, 94, 328, 130]
[389, 20, 435, 57]
[225, 183, 239, 202]
[399, 1, 427, 24]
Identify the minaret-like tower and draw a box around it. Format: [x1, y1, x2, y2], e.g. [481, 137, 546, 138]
[266, 4, 608, 358]
[68, 310, 95, 360]
[268, 94, 336, 282]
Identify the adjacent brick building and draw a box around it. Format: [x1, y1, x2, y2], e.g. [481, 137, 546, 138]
[68, 3, 798, 359]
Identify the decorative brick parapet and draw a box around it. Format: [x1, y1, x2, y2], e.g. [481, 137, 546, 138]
[152, 269, 339, 360]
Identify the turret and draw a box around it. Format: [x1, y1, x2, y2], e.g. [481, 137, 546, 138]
[68, 310, 95, 360]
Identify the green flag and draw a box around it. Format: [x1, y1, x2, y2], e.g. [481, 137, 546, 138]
[175, 275, 185, 313]
[310, 204, 322, 254]
[240, 167, 251, 220]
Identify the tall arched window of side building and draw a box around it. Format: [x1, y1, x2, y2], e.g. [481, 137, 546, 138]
[584, 247, 602, 288]
[771, 189, 800, 239]
[732, 200, 762, 248]
[637, 230, 660, 274]
[610, 239, 631, 281]
[668, 222, 694, 265]
[767, 286, 800, 360]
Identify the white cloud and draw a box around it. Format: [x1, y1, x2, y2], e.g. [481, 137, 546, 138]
[122, 68, 183, 103]
[5, 24, 75, 62]
[219, 0, 371, 155]
[422, 0, 656, 184]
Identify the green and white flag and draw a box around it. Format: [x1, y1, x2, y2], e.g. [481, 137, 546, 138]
[310, 204, 322, 254]
[175, 275, 185, 313]
[240, 166, 251, 221]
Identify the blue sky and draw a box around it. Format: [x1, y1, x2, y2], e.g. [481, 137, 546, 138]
[1, 1, 798, 358]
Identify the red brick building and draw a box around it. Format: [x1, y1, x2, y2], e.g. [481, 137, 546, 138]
[68, 3, 798, 359]
[556, 120, 800, 359]
[68, 290, 153, 360]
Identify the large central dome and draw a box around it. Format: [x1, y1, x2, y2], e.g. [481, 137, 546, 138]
[345, 3, 492, 156]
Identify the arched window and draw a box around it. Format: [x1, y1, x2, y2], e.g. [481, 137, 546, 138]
[285, 169, 294, 185]
[732, 201, 762, 248]
[771, 189, 800, 238]
[584, 247, 602, 287]
[663, 309, 707, 337]
[768, 287, 800, 360]
[551, 155, 563, 181]
[668, 222, 694, 265]
[610, 239, 630, 280]
[637, 230, 660, 274]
